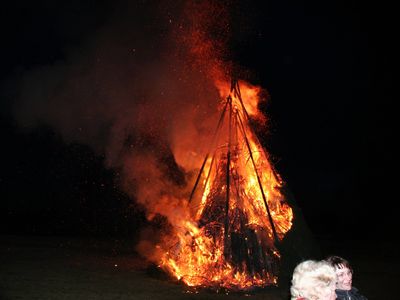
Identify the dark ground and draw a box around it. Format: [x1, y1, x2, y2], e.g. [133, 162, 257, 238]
[1, 234, 397, 299]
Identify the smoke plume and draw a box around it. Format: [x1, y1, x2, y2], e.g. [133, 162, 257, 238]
[7, 0, 235, 228]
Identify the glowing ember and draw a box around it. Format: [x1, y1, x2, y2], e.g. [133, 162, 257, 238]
[157, 80, 293, 290]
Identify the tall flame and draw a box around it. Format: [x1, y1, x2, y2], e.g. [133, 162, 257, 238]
[131, 0, 293, 290]
[157, 80, 293, 290]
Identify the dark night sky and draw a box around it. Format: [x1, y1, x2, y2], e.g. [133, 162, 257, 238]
[0, 0, 397, 242]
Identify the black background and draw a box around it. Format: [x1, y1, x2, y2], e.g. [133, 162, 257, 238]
[0, 0, 396, 243]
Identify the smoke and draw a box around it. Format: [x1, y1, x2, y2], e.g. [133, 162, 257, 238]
[5, 0, 234, 228]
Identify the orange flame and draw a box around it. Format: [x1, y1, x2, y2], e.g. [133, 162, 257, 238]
[134, 1, 293, 290]
[156, 80, 293, 290]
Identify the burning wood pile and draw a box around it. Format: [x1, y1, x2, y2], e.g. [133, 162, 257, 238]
[158, 79, 293, 290]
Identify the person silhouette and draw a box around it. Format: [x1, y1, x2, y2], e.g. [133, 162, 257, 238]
[326, 255, 368, 300]
[290, 259, 337, 300]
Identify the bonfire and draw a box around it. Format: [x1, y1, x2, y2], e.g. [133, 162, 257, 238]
[157, 79, 293, 290]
